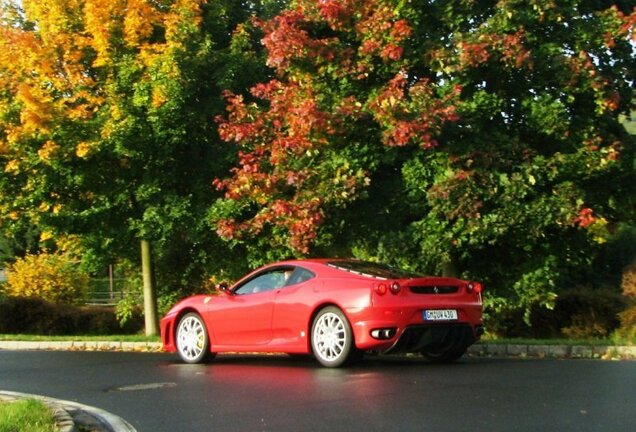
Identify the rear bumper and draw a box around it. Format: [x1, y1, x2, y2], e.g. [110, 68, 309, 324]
[348, 304, 483, 353]
[384, 324, 479, 354]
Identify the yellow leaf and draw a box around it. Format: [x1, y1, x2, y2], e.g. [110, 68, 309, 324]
[38, 140, 60, 161]
[124, 0, 160, 47]
[4, 159, 20, 173]
[40, 230, 54, 241]
[76, 141, 93, 158]
[151, 87, 167, 108]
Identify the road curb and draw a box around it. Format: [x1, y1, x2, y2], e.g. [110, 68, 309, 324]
[0, 390, 137, 432]
[468, 343, 636, 360]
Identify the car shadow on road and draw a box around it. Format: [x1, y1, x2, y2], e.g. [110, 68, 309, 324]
[161, 352, 499, 371]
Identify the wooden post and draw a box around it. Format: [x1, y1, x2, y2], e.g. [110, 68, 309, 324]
[141, 239, 159, 336]
[441, 256, 458, 278]
[108, 264, 114, 303]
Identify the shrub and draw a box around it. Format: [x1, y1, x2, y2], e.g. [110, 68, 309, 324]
[5, 252, 88, 305]
[622, 260, 636, 298]
[615, 260, 636, 343]
[0, 296, 143, 335]
[616, 305, 636, 343]
[486, 287, 625, 339]
[555, 289, 625, 339]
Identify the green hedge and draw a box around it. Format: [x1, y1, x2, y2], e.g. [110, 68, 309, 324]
[0, 296, 143, 335]
[487, 288, 626, 339]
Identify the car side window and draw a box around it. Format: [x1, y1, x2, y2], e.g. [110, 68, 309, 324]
[285, 267, 315, 286]
[234, 267, 293, 295]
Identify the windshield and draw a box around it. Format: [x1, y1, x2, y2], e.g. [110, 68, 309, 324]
[327, 260, 419, 280]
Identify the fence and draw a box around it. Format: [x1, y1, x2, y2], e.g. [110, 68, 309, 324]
[86, 278, 128, 306]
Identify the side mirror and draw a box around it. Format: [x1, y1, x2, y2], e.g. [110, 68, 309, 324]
[216, 282, 231, 294]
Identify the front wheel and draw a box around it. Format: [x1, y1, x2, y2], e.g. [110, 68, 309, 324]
[175, 312, 215, 364]
[311, 307, 360, 368]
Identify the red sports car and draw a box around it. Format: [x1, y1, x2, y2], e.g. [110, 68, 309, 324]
[160, 259, 484, 367]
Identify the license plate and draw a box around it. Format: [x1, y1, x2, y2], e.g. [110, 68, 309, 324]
[424, 309, 458, 321]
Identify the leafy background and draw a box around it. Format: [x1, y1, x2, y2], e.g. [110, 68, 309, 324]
[0, 0, 634, 338]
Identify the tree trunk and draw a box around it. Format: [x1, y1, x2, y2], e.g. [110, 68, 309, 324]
[141, 239, 159, 336]
[441, 255, 458, 278]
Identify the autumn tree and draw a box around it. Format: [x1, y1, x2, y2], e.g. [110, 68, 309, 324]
[212, 0, 635, 322]
[0, 0, 272, 333]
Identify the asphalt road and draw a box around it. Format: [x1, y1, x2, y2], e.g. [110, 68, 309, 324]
[1, 351, 634, 432]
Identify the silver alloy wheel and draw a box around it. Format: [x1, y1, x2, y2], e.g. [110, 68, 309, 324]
[176, 313, 208, 363]
[312, 311, 347, 363]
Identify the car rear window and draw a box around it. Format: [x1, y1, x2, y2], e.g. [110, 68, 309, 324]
[327, 260, 418, 279]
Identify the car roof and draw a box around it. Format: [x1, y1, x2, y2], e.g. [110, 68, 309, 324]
[261, 258, 358, 273]
[270, 258, 403, 278]
[274, 258, 350, 268]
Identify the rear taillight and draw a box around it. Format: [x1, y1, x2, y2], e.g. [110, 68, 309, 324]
[390, 282, 401, 295]
[467, 282, 483, 294]
[374, 283, 388, 295]
[375, 281, 403, 295]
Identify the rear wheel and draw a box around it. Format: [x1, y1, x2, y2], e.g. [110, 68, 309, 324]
[311, 306, 360, 368]
[176, 312, 215, 364]
[421, 344, 467, 363]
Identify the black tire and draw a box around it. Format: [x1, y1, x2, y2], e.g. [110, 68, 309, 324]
[287, 353, 313, 358]
[311, 306, 360, 368]
[175, 312, 215, 364]
[421, 344, 467, 364]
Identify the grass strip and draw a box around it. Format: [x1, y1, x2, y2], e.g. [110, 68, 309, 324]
[0, 334, 160, 343]
[0, 399, 58, 432]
